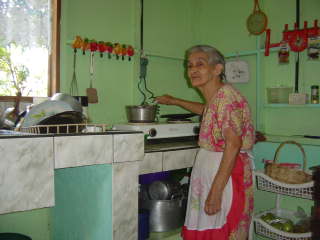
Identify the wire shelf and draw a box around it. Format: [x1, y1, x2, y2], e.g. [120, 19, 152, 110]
[254, 208, 311, 240]
[255, 170, 314, 200]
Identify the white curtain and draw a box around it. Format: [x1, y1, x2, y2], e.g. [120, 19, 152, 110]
[0, 0, 50, 48]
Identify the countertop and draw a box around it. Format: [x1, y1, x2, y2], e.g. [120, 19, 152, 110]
[0, 129, 142, 138]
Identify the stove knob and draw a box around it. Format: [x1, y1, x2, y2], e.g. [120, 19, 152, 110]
[149, 128, 157, 137]
[193, 126, 200, 135]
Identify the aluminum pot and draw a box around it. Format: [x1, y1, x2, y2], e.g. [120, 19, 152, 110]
[126, 104, 158, 123]
[51, 93, 82, 113]
[140, 197, 187, 232]
[148, 180, 181, 200]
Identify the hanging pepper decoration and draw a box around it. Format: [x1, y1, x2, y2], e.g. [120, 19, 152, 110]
[113, 43, 121, 60]
[89, 40, 98, 52]
[72, 36, 83, 53]
[105, 42, 113, 59]
[82, 38, 90, 55]
[121, 44, 127, 61]
[98, 41, 107, 57]
[127, 45, 135, 61]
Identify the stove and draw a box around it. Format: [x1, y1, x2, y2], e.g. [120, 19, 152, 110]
[113, 122, 200, 140]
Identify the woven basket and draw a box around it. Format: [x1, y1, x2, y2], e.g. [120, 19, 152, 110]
[265, 141, 312, 184]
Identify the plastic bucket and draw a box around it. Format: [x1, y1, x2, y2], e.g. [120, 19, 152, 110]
[138, 209, 150, 240]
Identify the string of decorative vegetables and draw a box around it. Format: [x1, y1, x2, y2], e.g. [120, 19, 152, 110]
[71, 36, 135, 61]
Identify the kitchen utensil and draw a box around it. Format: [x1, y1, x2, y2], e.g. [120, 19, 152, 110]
[246, 0, 268, 35]
[86, 52, 98, 103]
[69, 49, 79, 96]
[0, 92, 21, 129]
[126, 104, 159, 123]
[51, 93, 82, 113]
[140, 197, 187, 232]
[148, 180, 181, 200]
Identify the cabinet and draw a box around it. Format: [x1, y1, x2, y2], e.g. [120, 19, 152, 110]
[253, 170, 313, 239]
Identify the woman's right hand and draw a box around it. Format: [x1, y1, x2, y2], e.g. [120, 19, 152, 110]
[155, 94, 177, 105]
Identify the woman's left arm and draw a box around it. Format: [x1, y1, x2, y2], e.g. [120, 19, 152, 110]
[204, 127, 242, 215]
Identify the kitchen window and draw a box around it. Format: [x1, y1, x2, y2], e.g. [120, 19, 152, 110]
[0, 0, 60, 101]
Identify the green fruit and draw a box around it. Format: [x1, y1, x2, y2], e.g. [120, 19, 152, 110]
[261, 213, 276, 223]
[271, 222, 284, 231]
[282, 221, 294, 232]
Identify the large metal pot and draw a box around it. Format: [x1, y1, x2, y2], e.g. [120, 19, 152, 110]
[140, 198, 187, 232]
[126, 104, 158, 123]
[148, 180, 181, 200]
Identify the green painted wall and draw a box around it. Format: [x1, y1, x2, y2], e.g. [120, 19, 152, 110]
[0, 208, 51, 240]
[261, 0, 320, 136]
[60, 0, 139, 124]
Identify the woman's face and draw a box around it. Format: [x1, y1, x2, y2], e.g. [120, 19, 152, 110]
[187, 51, 217, 88]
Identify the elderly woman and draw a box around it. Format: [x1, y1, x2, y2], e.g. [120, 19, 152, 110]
[156, 45, 255, 240]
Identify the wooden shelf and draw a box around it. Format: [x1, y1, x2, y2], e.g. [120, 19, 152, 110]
[265, 103, 320, 108]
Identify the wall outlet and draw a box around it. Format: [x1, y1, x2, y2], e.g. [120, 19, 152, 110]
[289, 93, 308, 104]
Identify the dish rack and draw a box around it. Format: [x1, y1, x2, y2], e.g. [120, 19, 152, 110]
[18, 123, 108, 134]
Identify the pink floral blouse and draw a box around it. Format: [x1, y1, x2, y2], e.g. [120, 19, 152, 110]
[198, 84, 255, 152]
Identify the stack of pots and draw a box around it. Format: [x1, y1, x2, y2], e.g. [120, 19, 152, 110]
[139, 179, 187, 233]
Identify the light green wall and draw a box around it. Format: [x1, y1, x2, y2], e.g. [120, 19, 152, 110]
[261, 0, 320, 135]
[60, 0, 139, 124]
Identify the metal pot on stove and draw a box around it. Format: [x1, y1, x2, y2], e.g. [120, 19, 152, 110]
[126, 104, 159, 123]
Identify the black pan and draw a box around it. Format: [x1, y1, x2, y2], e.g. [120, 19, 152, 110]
[160, 113, 198, 120]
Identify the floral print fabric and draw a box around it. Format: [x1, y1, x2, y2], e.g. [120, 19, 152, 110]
[198, 84, 255, 152]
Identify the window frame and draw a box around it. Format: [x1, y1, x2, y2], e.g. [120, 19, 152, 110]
[0, 0, 61, 101]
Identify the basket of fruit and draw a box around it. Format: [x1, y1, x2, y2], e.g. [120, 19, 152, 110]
[265, 141, 312, 184]
[254, 208, 311, 240]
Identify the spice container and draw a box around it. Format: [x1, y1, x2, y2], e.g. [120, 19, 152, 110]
[311, 85, 319, 104]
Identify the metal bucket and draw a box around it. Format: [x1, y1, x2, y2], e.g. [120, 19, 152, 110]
[140, 198, 187, 232]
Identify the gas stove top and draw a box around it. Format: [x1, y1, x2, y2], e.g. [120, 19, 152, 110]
[113, 122, 200, 139]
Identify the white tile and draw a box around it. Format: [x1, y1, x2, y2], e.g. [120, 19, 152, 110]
[139, 152, 163, 174]
[112, 162, 139, 240]
[0, 137, 54, 214]
[113, 134, 144, 163]
[54, 135, 113, 169]
[163, 149, 198, 171]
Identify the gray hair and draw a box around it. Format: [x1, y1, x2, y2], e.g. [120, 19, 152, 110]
[186, 45, 226, 81]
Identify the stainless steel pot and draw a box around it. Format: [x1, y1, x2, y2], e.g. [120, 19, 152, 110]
[140, 198, 187, 232]
[126, 104, 158, 123]
[148, 180, 181, 200]
[51, 93, 82, 113]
